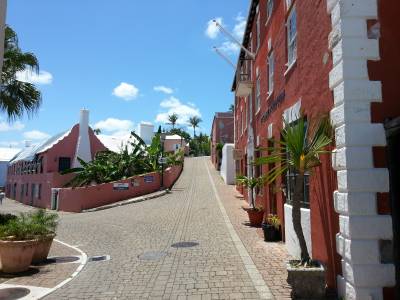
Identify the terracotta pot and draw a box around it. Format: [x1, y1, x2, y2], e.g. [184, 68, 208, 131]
[287, 260, 326, 299]
[0, 239, 38, 273]
[242, 207, 264, 227]
[32, 233, 56, 264]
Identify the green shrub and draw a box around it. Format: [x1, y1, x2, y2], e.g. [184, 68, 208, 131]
[0, 214, 17, 225]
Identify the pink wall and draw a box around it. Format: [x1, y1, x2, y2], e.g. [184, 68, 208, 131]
[164, 139, 187, 153]
[57, 165, 183, 213]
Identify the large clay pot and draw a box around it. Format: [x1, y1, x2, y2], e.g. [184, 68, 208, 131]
[242, 207, 264, 227]
[0, 239, 38, 273]
[32, 234, 56, 264]
[261, 223, 281, 242]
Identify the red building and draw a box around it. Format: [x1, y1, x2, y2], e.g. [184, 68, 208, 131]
[232, 0, 399, 299]
[5, 109, 106, 209]
[210, 112, 234, 169]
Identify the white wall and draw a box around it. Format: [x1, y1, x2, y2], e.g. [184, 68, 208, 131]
[284, 204, 312, 259]
[220, 144, 235, 185]
[139, 123, 155, 145]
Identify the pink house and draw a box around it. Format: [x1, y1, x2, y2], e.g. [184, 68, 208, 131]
[163, 134, 189, 155]
[5, 109, 107, 209]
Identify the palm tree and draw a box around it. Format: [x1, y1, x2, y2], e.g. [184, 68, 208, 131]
[256, 115, 332, 265]
[189, 116, 201, 137]
[168, 113, 178, 129]
[93, 128, 101, 135]
[1, 26, 42, 120]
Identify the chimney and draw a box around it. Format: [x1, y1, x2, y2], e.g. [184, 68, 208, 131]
[73, 109, 92, 167]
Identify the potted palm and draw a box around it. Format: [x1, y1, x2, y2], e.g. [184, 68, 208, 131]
[256, 115, 332, 299]
[30, 210, 59, 264]
[236, 175, 265, 227]
[262, 214, 281, 242]
[0, 213, 38, 273]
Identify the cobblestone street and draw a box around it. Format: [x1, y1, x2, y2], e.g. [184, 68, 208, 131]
[2, 157, 291, 299]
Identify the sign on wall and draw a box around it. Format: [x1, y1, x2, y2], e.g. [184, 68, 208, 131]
[144, 175, 154, 183]
[113, 183, 129, 190]
[233, 149, 244, 160]
[131, 179, 140, 187]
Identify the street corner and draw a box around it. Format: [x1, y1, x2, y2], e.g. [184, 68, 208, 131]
[0, 239, 87, 300]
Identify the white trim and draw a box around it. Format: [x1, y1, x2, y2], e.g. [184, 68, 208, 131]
[327, 0, 395, 298]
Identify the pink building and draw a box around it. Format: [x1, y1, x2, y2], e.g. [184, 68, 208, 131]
[5, 109, 106, 209]
[163, 134, 189, 155]
[210, 112, 234, 169]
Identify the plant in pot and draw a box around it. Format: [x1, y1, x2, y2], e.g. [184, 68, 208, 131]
[0, 213, 38, 273]
[256, 115, 332, 299]
[262, 214, 281, 242]
[236, 175, 265, 227]
[29, 209, 59, 264]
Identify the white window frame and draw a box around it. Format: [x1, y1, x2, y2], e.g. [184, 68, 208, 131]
[256, 13, 260, 51]
[244, 99, 247, 130]
[286, 6, 297, 69]
[266, 0, 274, 22]
[241, 108, 244, 135]
[268, 51, 274, 96]
[255, 75, 261, 113]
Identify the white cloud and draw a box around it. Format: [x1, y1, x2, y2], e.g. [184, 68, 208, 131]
[94, 118, 135, 137]
[0, 121, 25, 132]
[154, 85, 174, 95]
[233, 13, 246, 40]
[220, 41, 240, 55]
[155, 96, 201, 125]
[16, 70, 53, 85]
[205, 17, 222, 39]
[112, 82, 139, 101]
[23, 130, 50, 141]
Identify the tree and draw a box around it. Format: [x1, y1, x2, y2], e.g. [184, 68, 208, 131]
[168, 113, 178, 129]
[229, 104, 234, 112]
[256, 115, 332, 265]
[93, 128, 101, 135]
[189, 116, 202, 137]
[167, 128, 191, 143]
[1, 26, 42, 120]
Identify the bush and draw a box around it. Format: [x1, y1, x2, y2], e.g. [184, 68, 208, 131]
[0, 214, 17, 225]
[0, 210, 58, 241]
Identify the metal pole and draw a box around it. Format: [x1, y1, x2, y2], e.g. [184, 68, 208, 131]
[213, 20, 255, 60]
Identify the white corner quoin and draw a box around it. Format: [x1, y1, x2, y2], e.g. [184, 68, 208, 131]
[327, 0, 395, 299]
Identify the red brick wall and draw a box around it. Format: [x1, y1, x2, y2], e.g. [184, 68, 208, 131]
[234, 0, 340, 288]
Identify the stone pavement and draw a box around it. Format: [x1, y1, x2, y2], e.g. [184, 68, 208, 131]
[205, 159, 292, 299]
[0, 157, 291, 299]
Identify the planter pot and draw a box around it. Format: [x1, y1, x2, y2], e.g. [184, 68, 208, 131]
[0, 239, 38, 273]
[261, 223, 281, 242]
[287, 260, 326, 299]
[32, 233, 56, 264]
[242, 207, 264, 227]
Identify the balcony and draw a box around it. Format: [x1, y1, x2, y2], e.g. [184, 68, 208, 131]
[235, 73, 253, 97]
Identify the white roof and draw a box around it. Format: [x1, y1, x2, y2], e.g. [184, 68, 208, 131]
[97, 134, 139, 153]
[10, 129, 71, 163]
[0, 148, 22, 162]
[165, 134, 185, 140]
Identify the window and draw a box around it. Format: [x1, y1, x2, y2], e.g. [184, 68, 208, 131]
[38, 184, 41, 199]
[25, 183, 28, 196]
[241, 109, 244, 134]
[248, 93, 252, 123]
[58, 157, 71, 172]
[267, 0, 274, 21]
[268, 51, 274, 94]
[256, 13, 260, 51]
[284, 120, 310, 208]
[244, 100, 247, 130]
[287, 7, 297, 67]
[255, 76, 261, 112]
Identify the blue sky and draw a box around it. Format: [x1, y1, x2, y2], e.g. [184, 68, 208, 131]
[0, 0, 249, 147]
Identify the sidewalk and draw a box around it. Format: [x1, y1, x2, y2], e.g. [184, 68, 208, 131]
[0, 199, 87, 299]
[206, 160, 292, 299]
